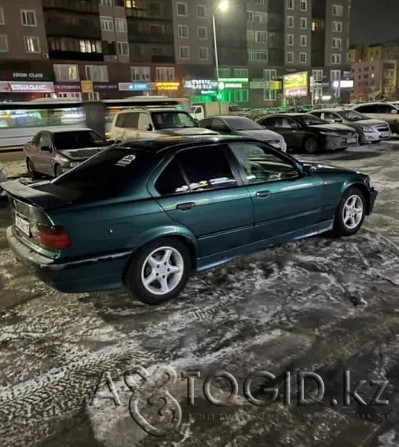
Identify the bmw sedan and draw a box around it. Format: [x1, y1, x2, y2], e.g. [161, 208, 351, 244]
[200, 116, 287, 152]
[3, 136, 377, 304]
[310, 108, 391, 144]
[257, 113, 359, 154]
[24, 128, 110, 178]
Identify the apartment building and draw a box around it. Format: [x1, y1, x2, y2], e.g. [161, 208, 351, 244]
[0, 0, 352, 105]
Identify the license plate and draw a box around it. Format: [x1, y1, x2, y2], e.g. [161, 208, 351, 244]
[347, 138, 357, 144]
[380, 132, 390, 138]
[15, 214, 30, 237]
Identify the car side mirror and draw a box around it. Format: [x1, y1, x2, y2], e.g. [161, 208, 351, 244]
[303, 165, 317, 176]
[41, 145, 52, 152]
[147, 124, 153, 131]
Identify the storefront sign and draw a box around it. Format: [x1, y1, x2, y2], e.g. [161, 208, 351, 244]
[332, 80, 354, 89]
[54, 82, 81, 93]
[184, 79, 218, 90]
[217, 78, 249, 90]
[93, 82, 118, 91]
[0, 70, 54, 81]
[283, 72, 308, 98]
[118, 82, 155, 91]
[0, 81, 55, 93]
[250, 80, 268, 89]
[81, 80, 94, 94]
[156, 81, 181, 92]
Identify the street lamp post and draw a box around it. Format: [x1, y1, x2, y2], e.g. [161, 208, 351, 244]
[212, 0, 229, 114]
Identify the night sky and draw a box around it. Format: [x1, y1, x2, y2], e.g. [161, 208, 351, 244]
[351, 0, 399, 45]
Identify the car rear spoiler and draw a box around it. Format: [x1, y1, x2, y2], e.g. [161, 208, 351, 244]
[1, 179, 71, 210]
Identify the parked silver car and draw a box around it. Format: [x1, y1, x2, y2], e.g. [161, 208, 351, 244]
[24, 128, 110, 178]
[199, 116, 287, 152]
[310, 108, 391, 144]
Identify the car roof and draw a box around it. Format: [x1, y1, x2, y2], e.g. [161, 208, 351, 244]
[117, 135, 257, 154]
[312, 108, 345, 112]
[38, 127, 95, 134]
[260, 113, 305, 118]
[117, 107, 179, 114]
[202, 115, 251, 120]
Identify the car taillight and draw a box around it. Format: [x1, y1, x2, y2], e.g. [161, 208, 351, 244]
[36, 225, 71, 250]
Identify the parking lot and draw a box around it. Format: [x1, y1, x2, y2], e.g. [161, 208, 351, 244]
[1, 142, 399, 447]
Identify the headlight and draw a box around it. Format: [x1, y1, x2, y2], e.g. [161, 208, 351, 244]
[320, 131, 339, 136]
[360, 126, 374, 132]
[57, 156, 70, 164]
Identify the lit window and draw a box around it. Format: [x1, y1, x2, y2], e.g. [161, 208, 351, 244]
[24, 36, 40, 53]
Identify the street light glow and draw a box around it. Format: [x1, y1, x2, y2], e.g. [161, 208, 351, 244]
[218, 0, 229, 13]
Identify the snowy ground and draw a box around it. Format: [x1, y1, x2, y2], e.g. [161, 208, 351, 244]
[0, 143, 399, 446]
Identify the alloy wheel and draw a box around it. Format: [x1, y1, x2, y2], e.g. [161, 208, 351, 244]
[141, 246, 184, 296]
[342, 195, 364, 230]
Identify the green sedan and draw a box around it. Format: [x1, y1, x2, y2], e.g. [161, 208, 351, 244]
[3, 136, 377, 304]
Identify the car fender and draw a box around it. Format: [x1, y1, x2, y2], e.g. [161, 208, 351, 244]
[339, 179, 371, 212]
[131, 224, 198, 260]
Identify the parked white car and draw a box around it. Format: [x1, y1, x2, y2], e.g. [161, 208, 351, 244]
[352, 102, 399, 134]
[110, 107, 217, 143]
[0, 163, 7, 196]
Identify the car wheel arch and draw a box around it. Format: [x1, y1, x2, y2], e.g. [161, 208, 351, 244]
[341, 182, 371, 214]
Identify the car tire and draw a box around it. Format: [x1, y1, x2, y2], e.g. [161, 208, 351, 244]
[54, 164, 63, 178]
[27, 158, 39, 179]
[124, 237, 192, 305]
[331, 187, 366, 237]
[303, 137, 318, 154]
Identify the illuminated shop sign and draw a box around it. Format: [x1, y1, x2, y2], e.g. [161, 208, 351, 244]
[118, 82, 156, 91]
[184, 79, 218, 90]
[217, 78, 249, 90]
[0, 81, 55, 93]
[283, 72, 308, 97]
[156, 81, 181, 91]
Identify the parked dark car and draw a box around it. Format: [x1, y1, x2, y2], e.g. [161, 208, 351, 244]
[4, 136, 377, 304]
[257, 113, 359, 154]
[310, 108, 391, 144]
[199, 116, 287, 151]
[24, 128, 110, 178]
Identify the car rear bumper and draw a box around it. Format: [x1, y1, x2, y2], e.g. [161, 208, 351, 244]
[6, 226, 131, 293]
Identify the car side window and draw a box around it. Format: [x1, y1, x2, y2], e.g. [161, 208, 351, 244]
[275, 117, 298, 129]
[138, 113, 151, 130]
[377, 104, 397, 114]
[115, 113, 126, 128]
[200, 118, 212, 128]
[324, 112, 338, 121]
[176, 146, 237, 192]
[356, 105, 375, 113]
[229, 142, 300, 185]
[39, 132, 52, 149]
[155, 159, 188, 196]
[89, 131, 105, 145]
[259, 117, 277, 128]
[210, 118, 230, 133]
[123, 113, 139, 128]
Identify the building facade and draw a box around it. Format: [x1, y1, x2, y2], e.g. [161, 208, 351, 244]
[0, 0, 352, 105]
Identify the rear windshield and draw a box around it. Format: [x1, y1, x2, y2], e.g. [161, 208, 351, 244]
[53, 131, 107, 150]
[51, 147, 155, 196]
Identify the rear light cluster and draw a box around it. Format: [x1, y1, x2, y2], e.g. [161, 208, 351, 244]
[31, 224, 71, 250]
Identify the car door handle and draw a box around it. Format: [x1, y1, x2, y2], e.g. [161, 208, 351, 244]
[176, 202, 196, 211]
[256, 190, 271, 198]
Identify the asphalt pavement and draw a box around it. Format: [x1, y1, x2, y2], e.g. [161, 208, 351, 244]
[0, 142, 399, 447]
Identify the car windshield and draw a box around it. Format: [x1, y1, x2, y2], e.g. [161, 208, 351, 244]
[53, 131, 107, 150]
[227, 118, 264, 131]
[339, 110, 369, 121]
[151, 111, 198, 130]
[298, 115, 329, 126]
[51, 147, 154, 196]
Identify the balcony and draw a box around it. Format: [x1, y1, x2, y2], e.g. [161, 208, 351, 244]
[126, 8, 172, 21]
[42, 0, 98, 14]
[127, 31, 174, 44]
[49, 50, 103, 61]
[46, 22, 101, 39]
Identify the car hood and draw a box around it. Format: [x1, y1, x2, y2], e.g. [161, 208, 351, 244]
[353, 119, 389, 127]
[58, 146, 109, 160]
[302, 160, 362, 175]
[237, 129, 283, 141]
[160, 127, 218, 136]
[309, 123, 355, 133]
